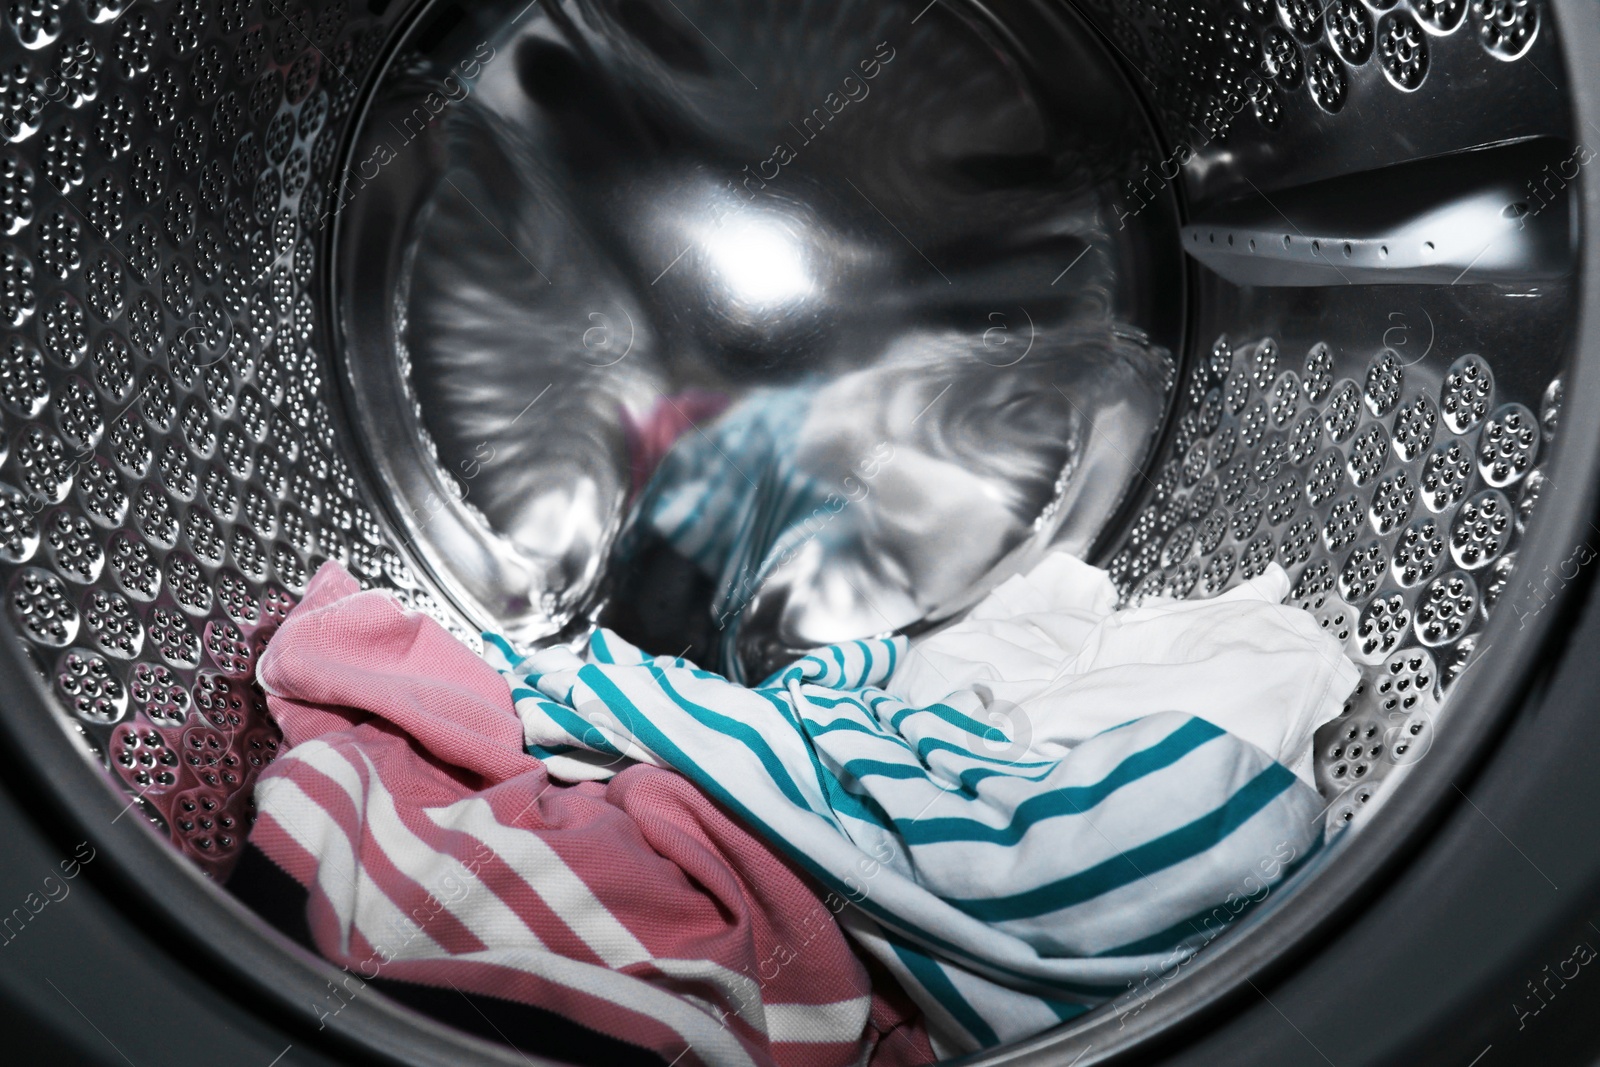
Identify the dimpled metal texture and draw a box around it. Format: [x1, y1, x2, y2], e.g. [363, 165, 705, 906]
[1105, 324, 1560, 834]
[1076, 0, 1542, 155]
[0, 0, 441, 878]
[0, 0, 1574, 889]
[1067, 0, 1569, 849]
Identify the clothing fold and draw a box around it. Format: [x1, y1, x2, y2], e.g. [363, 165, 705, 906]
[246, 561, 932, 1067]
[495, 555, 1351, 1054]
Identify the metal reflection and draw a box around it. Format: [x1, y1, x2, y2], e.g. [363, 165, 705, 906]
[340, 0, 1184, 671]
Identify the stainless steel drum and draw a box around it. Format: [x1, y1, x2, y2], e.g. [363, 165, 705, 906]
[339, 0, 1185, 686]
[0, 0, 1594, 1063]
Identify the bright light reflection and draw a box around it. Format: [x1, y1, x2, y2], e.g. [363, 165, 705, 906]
[699, 214, 815, 307]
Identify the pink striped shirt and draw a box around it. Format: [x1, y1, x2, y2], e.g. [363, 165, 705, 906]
[249, 562, 931, 1067]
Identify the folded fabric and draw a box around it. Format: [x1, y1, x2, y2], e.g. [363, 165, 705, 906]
[631, 385, 825, 681]
[248, 562, 932, 1067]
[620, 389, 732, 501]
[492, 554, 1348, 1056]
[888, 555, 1358, 787]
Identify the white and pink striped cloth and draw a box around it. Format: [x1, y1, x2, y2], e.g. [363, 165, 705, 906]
[248, 562, 932, 1067]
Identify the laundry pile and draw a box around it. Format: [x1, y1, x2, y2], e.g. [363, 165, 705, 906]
[238, 561, 930, 1067]
[624, 386, 826, 681]
[239, 553, 1357, 1066]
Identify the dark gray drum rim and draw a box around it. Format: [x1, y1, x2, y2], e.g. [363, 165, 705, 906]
[0, 2, 1595, 1066]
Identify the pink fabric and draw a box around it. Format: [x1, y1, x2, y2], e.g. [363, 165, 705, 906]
[621, 390, 732, 499]
[248, 562, 932, 1067]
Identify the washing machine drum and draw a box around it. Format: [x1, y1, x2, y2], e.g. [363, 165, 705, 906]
[0, 0, 1597, 1064]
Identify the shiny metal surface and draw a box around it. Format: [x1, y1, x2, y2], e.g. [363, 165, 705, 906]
[1101, 275, 1571, 836]
[1072, 0, 1568, 208]
[0, 0, 418, 881]
[0, 0, 1559, 891]
[0, 0, 1586, 1062]
[337, 0, 1183, 677]
[1183, 137, 1576, 287]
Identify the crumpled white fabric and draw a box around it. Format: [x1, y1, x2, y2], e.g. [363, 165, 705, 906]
[886, 554, 1358, 787]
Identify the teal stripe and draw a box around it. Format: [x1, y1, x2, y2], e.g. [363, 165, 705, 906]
[947, 762, 1300, 922]
[632, 664, 817, 812]
[682, 482, 749, 572]
[901, 717, 1224, 846]
[555, 668, 1046, 985]
[891, 701, 1008, 744]
[855, 640, 874, 680]
[1095, 831, 1326, 957]
[796, 654, 828, 682]
[481, 632, 524, 667]
[804, 695, 1052, 769]
[755, 664, 793, 688]
[756, 687, 807, 732]
[517, 643, 1268, 997]
[572, 662, 866, 852]
[888, 938, 999, 1047]
[914, 735, 1053, 770]
[801, 692, 880, 715]
[821, 770, 896, 831]
[749, 702, 898, 832]
[1044, 998, 1092, 1022]
[804, 716, 915, 751]
[678, 473, 749, 551]
[662, 490, 718, 552]
[949, 762, 1063, 793]
[536, 699, 626, 758]
[840, 758, 926, 782]
[526, 743, 577, 760]
[637, 661, 723, 683]
[840, 754, 1061, 799]
[759, 689, 843, 822]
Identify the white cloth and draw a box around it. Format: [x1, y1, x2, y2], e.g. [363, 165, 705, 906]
[491, 554, 1357, 1053]
[888, 554, 1358, 787]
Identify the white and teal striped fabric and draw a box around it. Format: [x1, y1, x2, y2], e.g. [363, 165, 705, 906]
[631, 387, 829, 681]
[484, 627, 1325, 1056]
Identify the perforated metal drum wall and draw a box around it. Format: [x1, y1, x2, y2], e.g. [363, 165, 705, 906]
[0, 0, 1576, 917]
[1070, 0, 1564, 206]
[0, 0, 456, 878]
[1097, 276, 1569, 833]
[1057, 0, 1574, 834]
